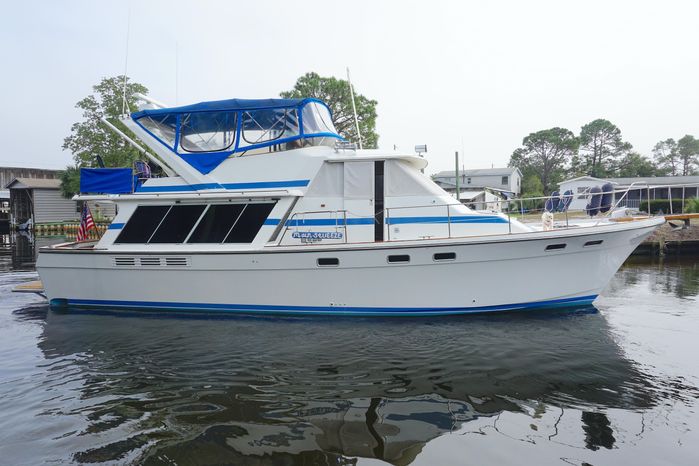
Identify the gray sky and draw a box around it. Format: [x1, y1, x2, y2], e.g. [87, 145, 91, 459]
[2, 0, 697, 175]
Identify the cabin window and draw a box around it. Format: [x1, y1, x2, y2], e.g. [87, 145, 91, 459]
[139, 115, 177, 149]
[149, 205, 207, 243]
[584, 240, 604, 247]
[187, 204, 246, 243]
[387, 254, 410, 263]
[224, 203, 277, 243]
[115, 205, 171, 243]
[501, 176, 509, 185]
[239, 108, 299, 147]
[317, 258, 339, 267]
[433, 252, 456, 261]
[301, 102, 337, 135]
[179, 111, 237, 153]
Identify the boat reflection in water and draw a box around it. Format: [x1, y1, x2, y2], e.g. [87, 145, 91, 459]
[28, 306, 665, 465]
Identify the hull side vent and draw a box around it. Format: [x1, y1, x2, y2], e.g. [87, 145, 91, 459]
[165, 257, 190, 267]
[113, 257, 136, 267]
[139, 257, 162, 267]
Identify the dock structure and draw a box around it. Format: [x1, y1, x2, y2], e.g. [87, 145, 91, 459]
[4, 176, 115, 232]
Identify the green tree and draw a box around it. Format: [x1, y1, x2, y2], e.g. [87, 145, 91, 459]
[63, 75, 148, 168]
[578, 119, 632, 177]
[652, 138, 679, 176]
[616, 152, 661, 177]
[59, 166, 81, 199]
[508, 127, 579, 194]
[676, 135, 699, 175]
[281, 72, 378, 148]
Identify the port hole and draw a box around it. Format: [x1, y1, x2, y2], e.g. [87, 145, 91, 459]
[317, 258, 339, 267]
[545, 243, 567, 251]
[433, 252, 456, 261]
[584, 240, 603, 247]
[388, 254, 410, 263]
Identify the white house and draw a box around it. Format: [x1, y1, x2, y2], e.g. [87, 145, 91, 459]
[458, 189, 504, 212]
[432, 167, 522, 196]
[558, 175, 699, 212]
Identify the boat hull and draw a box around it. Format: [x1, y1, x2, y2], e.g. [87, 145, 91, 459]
[36, 218, 663, 316]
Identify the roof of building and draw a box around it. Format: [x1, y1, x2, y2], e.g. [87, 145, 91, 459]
[559, 175, 699, 187]
[5, 178, 62, 189]
[433, 167, 520, 178]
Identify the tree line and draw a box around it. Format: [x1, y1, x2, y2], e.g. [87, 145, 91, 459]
[508, 119, 699, 198]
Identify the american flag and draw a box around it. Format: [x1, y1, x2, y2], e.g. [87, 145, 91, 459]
[77, 203, 95, 242]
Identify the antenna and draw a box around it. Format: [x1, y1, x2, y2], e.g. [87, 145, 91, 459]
[175, 41, 179, 105]
[121, 6, 132, 116]
[346, 67, 363, 150]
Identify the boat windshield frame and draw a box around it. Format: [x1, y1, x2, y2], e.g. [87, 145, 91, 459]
[131, 98, 343, 174]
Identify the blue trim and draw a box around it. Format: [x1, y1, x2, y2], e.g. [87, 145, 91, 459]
[135, 179, 309, 193]
[263, 219, 281, 226]
[221, 179, 309, 190]
[284, 215, 507, 227]
[387, 215, 508, 225]
[107, 223, 125, 230]
[286, 218, 374, 226]
[56, 295, 598, 317]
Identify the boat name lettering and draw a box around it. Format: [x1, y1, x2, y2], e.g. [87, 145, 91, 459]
[292, 231, 344, 242]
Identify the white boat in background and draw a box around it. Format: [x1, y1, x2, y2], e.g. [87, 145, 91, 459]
[36, 96, 664, 316]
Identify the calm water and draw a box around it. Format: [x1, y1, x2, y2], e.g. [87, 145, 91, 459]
[0, 243, 698, 465]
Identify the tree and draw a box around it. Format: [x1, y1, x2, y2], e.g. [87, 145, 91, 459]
[281, 72, 378, 148]
[59, 166, 81, 199]
[63, 76, 148, 169]
[652, 138, 679, 176]
[676, 135, 699, 175]
[578, 119, 632, 177]
[616, 152, 661, 177]
[508, 127, 579, 194]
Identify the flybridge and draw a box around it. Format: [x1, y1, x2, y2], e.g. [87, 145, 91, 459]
[131, 98, 343, 174]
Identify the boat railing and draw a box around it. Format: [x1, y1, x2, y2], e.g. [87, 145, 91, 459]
[274, 182, 694, 245]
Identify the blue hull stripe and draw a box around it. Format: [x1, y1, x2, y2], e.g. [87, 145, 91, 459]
[57, 295, 597, 316]
[136, 179, 310, 193]
[282, 216, 507, 227]
[107, 223, 125, 230]
[387, 215, 508, 225]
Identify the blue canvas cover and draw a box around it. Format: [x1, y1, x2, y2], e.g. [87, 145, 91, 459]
[80, 168, 134, 194]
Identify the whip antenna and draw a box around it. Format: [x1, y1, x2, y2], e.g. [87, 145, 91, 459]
[121, 6, 131, 116]
[346, 67, 363, 150]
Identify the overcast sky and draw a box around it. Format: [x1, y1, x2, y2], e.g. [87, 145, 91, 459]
[2, 0, 698, 175]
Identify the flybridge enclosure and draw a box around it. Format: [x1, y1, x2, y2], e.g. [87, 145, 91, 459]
[131, 98, 343, 174]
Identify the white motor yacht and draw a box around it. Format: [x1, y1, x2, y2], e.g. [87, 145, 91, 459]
[36, 97, 664, 316]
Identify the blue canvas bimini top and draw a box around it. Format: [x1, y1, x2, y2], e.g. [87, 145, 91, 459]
[131, 98, 343, 174]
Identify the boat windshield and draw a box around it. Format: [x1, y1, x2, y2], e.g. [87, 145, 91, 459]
[132, 98, 342, 174]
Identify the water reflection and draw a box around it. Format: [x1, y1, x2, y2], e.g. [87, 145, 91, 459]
[612, 255, 699, 300]
[7, 306, 670, 465]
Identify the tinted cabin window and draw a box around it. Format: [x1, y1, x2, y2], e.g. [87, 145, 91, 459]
[388, 254, 410, 263]
[224, 203, 276, 243]
[149, 205, 207, 243]
[115, 205, 171, 243]
[188, 204, 246, 243]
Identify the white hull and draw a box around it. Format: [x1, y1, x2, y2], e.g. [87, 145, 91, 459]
[36, 217, 662, 316]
